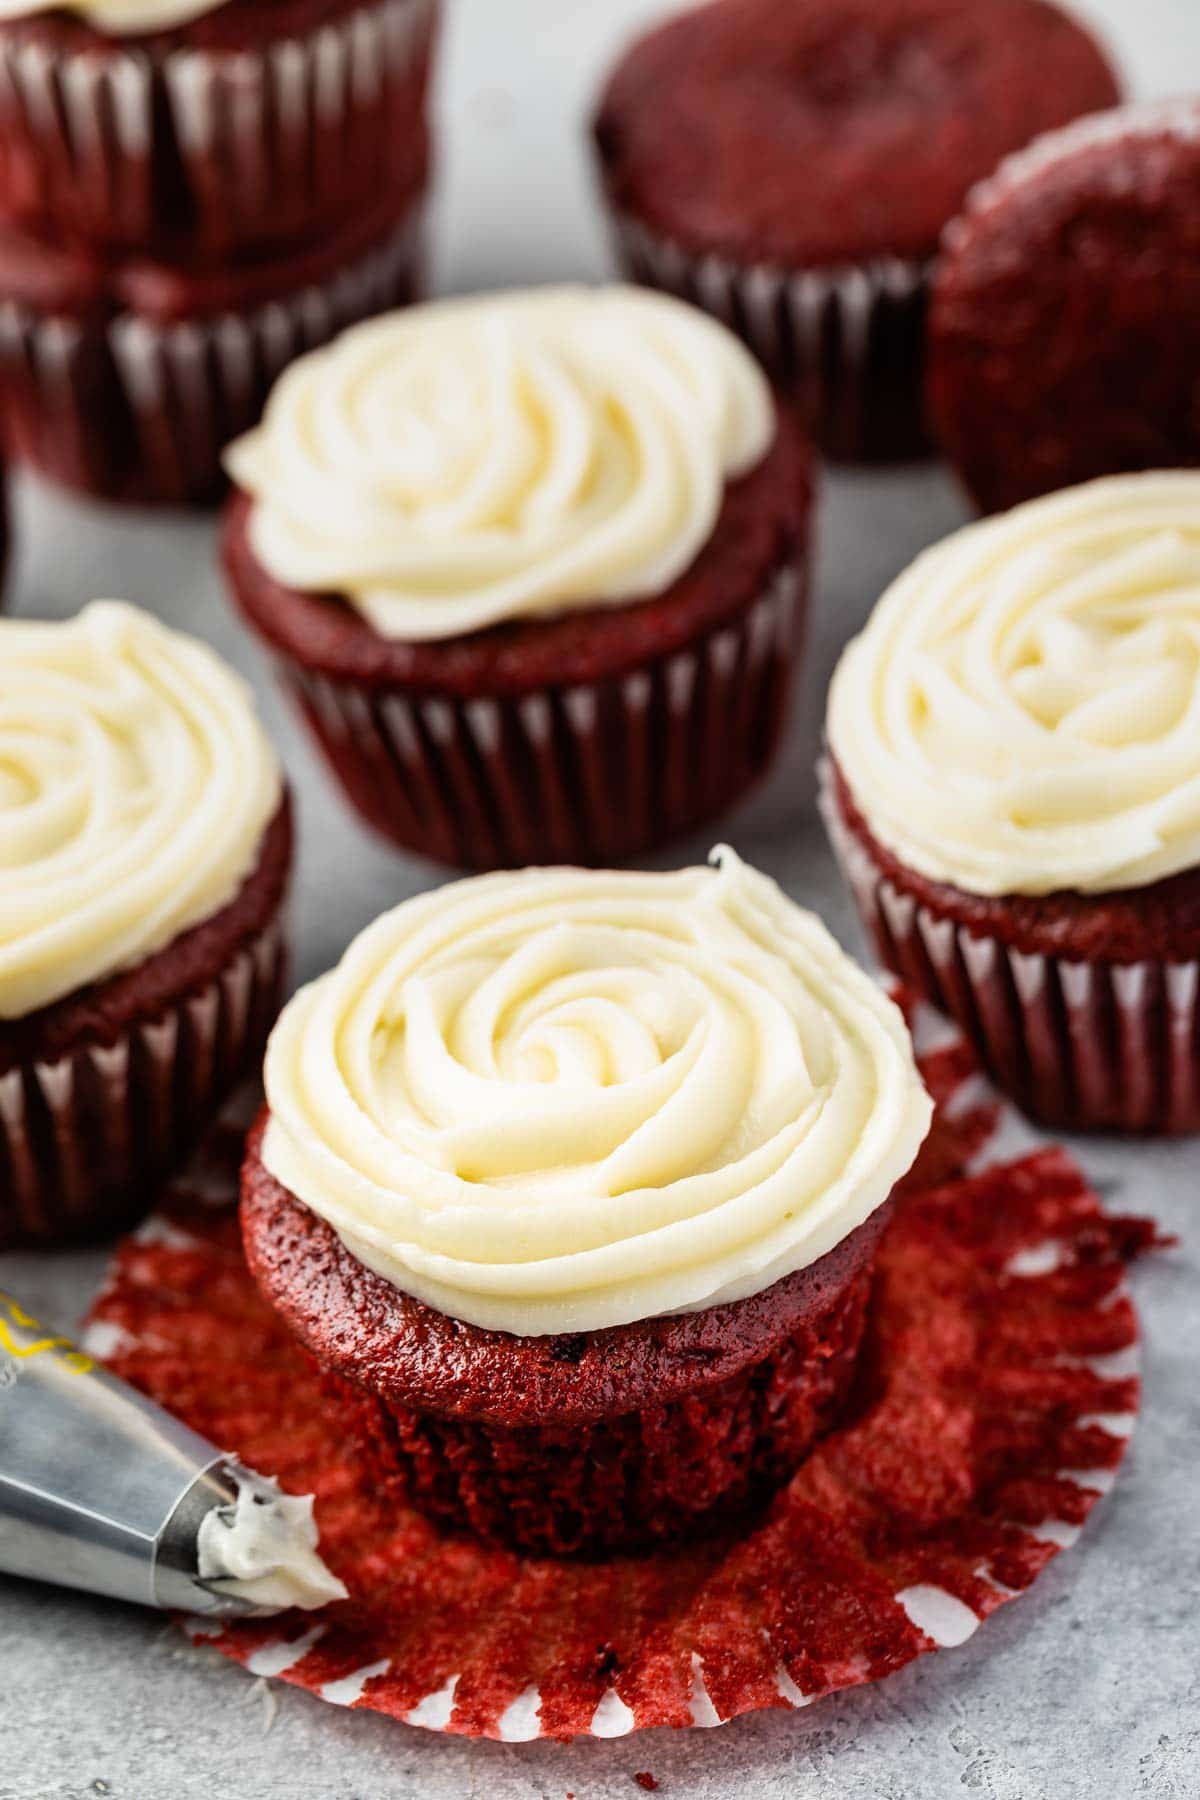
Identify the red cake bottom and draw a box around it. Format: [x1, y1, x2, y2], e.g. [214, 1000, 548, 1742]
[0, 189, 425, 506]
[86, 1004, 1159, 1740]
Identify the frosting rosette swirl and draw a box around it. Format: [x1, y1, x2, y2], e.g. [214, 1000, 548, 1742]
[261, 851, 931, 1336]
[0, 0, 223, 32]
[0, 601, 281, 1018]
[828, 473, 1200, 897]
[224, 285, 775, 642]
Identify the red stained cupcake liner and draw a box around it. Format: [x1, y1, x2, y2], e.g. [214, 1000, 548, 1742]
[283, 562, 804, 868]
[0, 914, 285, 1248]
[0, 0, 438, 258]
[607, 211, 930, 463]
[820, 761, 1200, 1135]
[85, 999, 1158, 1742]
[0, 203, 424, 505]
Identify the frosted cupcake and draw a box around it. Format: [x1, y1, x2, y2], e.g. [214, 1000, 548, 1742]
[241, 850, 932, 1556]
[824, 472, 1200, 1133]
[222, 286, 813, 869]
[0, 602, 289, 1245]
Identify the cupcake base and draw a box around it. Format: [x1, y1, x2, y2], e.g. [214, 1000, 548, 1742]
[85, 1006, 1154, 1738]
[242, 1118, 883, 1558]
[0, 801, 292, 1249]
[0, 0, 438, 259]
[0, 199, 425, 506]
[821, 759, 1200, 1135]
[608, 211, 930, 463]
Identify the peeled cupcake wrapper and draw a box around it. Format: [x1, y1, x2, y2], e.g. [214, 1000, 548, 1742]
[820, 759, 1200, 1135]
[284, 561, 805, 868]
[0, 202, 424, 504]
[607, 211, 930, 463]
[0, 915, 285, 1248]
[84, 994, 1155, 1740]
[0, 0, 437, 256]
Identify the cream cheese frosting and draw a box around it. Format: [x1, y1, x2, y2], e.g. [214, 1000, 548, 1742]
[0, 601, 281, 1019]
[0, 0, 223, 33]
[224, 285, 776, 643]
[827, 473, 1200, 898]
[196, 1468, 347, 1614]
[261, 849, 932, 1337]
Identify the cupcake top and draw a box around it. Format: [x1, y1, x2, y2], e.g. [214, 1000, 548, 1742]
[0, 601, 280, 1019]
[593, 0, 1120, 268]
[0, 0, 222, 31]
[261, 849, 931, 1337]
[224, 285, 775, 643]
[827, 473, 1200, 899]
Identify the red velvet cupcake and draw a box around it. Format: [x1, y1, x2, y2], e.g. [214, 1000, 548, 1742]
[223, 286, 813, 869]
[824, 472, 1200, 1135]
[0, 179, 425, 505]
[0, 0, 438, 260]
[0, 601, 290, 1246]
[240, 852, 932, 1556]
[928, 100, 1200, 514]
[592, 0, 1120, 462]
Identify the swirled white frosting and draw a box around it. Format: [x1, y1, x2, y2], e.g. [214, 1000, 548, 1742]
[0, 0, 223, 34]
[0, 601, 281, 1019]
[261, 850, 931, 1337]
[827, 473, 1200, 898]
[225, 286, 775, 642]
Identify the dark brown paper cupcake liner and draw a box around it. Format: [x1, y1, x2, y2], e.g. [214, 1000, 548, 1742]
[0, 0, 438, 258]
[281, 562, 805, 869]
[820, 761, 1200, 1135]
[0, 203, 424, 505]
[607, 211, 930, 463]
[0, 914, 286, 1249]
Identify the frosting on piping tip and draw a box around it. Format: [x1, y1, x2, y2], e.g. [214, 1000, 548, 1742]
[261, 848, 931, 1336]
[827, 472, 1200, 898]
[197, 1468, 347, 1614]
[226, 285, 775, 642]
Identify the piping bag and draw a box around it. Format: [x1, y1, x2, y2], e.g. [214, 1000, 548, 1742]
[0, 1288, 346, 1618]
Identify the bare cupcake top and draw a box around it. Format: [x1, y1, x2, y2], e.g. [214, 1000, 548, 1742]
[828, 473, 1200, 898]
[0, 0, 222, 31]
[0, 602, 280, 1017]
[261, 849, 931, 1337]
[225, 286, 775, 643]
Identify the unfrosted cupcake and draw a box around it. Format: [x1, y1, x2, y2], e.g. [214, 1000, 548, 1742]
[0, 601, 289, 1246]
[241, 850, 932, 1557]
[824, 472, 1200, 1135]
[593, 0, 1120, 461]
[928, 100, 1200, 513]
[223, 286, 813, 869]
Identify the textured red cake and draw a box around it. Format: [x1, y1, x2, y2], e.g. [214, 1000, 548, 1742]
[593, 0, 1120, 460]
[0, 799, 292, 1249]
[223, 407, 813, 868]
[0, 0, 438, 260]
[928, 102, 1200, 513]
[241, 1114, 890, 1558]
[0, 186, 425, 504]
[824, 759, 1200, 1135]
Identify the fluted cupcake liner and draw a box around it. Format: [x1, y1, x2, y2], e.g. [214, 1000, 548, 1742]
[607, 211, 930, 463]
[0, 0, 438, 257]
[0, 203, 424, 504]
[85, 1006, 1154, 1738]
[0, 915, 286, 1249]
[283, 563, 805, 869]
[820, 761, 1200, 1135]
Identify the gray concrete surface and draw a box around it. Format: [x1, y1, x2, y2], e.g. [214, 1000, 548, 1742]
[2, 2, 1198, 1795]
